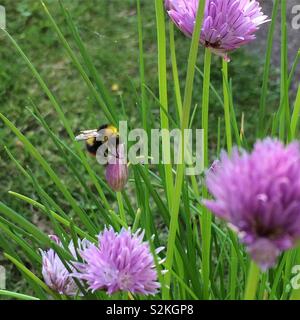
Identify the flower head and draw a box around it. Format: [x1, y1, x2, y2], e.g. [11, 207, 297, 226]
[204, 138, 300, 270]
[105, 143, 128, 191]
[40, 235, 90, 295]
[73, 227, 161, 295]
[166, 0, 269, 61]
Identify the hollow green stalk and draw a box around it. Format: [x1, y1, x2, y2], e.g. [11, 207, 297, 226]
[222, 60, 232, 153]
[162, 0, 207, 299]
[201, 48, 212, 299]
[244, 262, 260, 300]
[155, 0, 174, 210]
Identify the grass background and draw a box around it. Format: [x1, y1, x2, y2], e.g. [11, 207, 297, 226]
[0, 0, 287, 294]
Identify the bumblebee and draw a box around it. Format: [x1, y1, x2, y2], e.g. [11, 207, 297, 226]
[75, 124, 119, 157]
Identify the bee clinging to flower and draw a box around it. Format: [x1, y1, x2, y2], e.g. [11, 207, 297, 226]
[75, 124, 128, 191]
[75, 124, 119, 157]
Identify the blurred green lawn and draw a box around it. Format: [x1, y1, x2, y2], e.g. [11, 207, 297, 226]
[0, 0, 280, 292]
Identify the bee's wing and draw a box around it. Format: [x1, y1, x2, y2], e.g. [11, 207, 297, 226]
[75, 129, 98, 141]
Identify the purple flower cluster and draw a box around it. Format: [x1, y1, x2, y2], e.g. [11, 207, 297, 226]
[73, 228, 161, 295]
[40, 228, 160, 296]
[40, 235, 89, 296]
[204, 138, 300, 270]
[165, 0, 269, 61]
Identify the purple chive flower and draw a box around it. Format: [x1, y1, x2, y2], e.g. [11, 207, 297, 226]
[40, 235, 90, 295]
[165, 0, 269, 61]
[203, 138, 300, 270]
[106, 143, 128, 191]
[73, 227, 161, 295]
